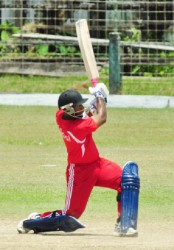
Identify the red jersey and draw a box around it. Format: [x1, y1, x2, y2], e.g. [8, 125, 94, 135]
[56, 110, 99, 164]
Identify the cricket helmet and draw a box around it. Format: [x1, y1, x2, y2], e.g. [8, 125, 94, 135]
[58, 89, 88, 109]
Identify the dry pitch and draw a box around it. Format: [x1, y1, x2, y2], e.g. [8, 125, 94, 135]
[1, 218, 173, 250]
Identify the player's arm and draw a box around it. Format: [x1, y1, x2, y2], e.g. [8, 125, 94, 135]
[89, 83, 108, 127]
[91, 97, 106, 127]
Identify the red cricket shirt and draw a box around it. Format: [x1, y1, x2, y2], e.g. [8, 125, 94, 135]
[56, 110, 99, 164]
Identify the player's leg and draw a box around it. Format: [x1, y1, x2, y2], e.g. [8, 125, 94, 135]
[95, 157, 122, 191]
[36, 161, 100, 232]
[113, 161, 140, 236]
[29, 160, 105, 221]
[95, 158, 140, 237]
[20, 214, 85, 234]
[17, 161, 100, 234]
[61, 162, 99, 218]
[17, 209, 85, 234]
[95, 157, 122, 225]
[119, 161, 140, 236]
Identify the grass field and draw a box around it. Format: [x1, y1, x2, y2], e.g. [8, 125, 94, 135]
[0, 73, 174, 95]
[0, 105, 174, 249]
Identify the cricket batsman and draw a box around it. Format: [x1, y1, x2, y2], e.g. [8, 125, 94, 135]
[17, 83, 140, 236]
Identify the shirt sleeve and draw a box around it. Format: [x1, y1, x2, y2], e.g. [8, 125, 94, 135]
[56, 109, 63, 125]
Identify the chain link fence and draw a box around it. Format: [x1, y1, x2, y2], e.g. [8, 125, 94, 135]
[0, 0, 174, 78]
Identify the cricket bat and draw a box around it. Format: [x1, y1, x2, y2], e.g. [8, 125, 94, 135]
[75, 19, 99, 87]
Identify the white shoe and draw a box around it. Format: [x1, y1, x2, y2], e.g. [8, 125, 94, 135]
[27, 212, 40, 220]
[125, 227, 138, 237]
[113, 219, 138, 237]
[17, 212, 40, 234]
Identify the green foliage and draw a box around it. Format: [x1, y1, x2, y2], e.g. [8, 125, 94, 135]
[121, 26, 174, 76]
[0, 20, 80, 59]
[0, 21, 20, 34]
[36, 44, 49, 56]
[130, 51, 174, 77]
[57, 45, 80, 57]
[131, 65, 141, 75]
[0, 21, 20, 42]
[0, 21, 20, 55]
[122, 26, 141, 42]
[1, 30, 10, 41]
[0, 20, 173, 77]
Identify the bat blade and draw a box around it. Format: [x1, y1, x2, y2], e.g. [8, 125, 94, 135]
[75, 19, 99, 86]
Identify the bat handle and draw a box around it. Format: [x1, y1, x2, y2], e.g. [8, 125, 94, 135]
[91, 78, 98, 87]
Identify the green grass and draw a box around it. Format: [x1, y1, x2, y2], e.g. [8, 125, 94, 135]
[0, 73, 174, 95]
[0, 106, 174, 223]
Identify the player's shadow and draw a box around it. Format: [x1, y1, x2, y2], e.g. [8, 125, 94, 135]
[40, 233, 112, 237]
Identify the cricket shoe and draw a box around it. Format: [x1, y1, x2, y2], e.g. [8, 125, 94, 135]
[113, 219, 138, 237]
[17, 212, 40, 234]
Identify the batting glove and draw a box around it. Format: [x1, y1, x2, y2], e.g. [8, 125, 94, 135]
[89, 83, 109, 100]
[89, 98, 97, 113]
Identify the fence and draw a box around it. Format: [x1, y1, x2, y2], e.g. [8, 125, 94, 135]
[0, 0, 174, 79]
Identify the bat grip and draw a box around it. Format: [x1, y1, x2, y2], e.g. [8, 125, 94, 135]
[91, 78, 98, 87]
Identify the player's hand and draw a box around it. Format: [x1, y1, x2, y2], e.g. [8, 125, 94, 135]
[85, 98, 97, 116]
[89, 98, 97, 113]
[89, 83, 109, 100]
